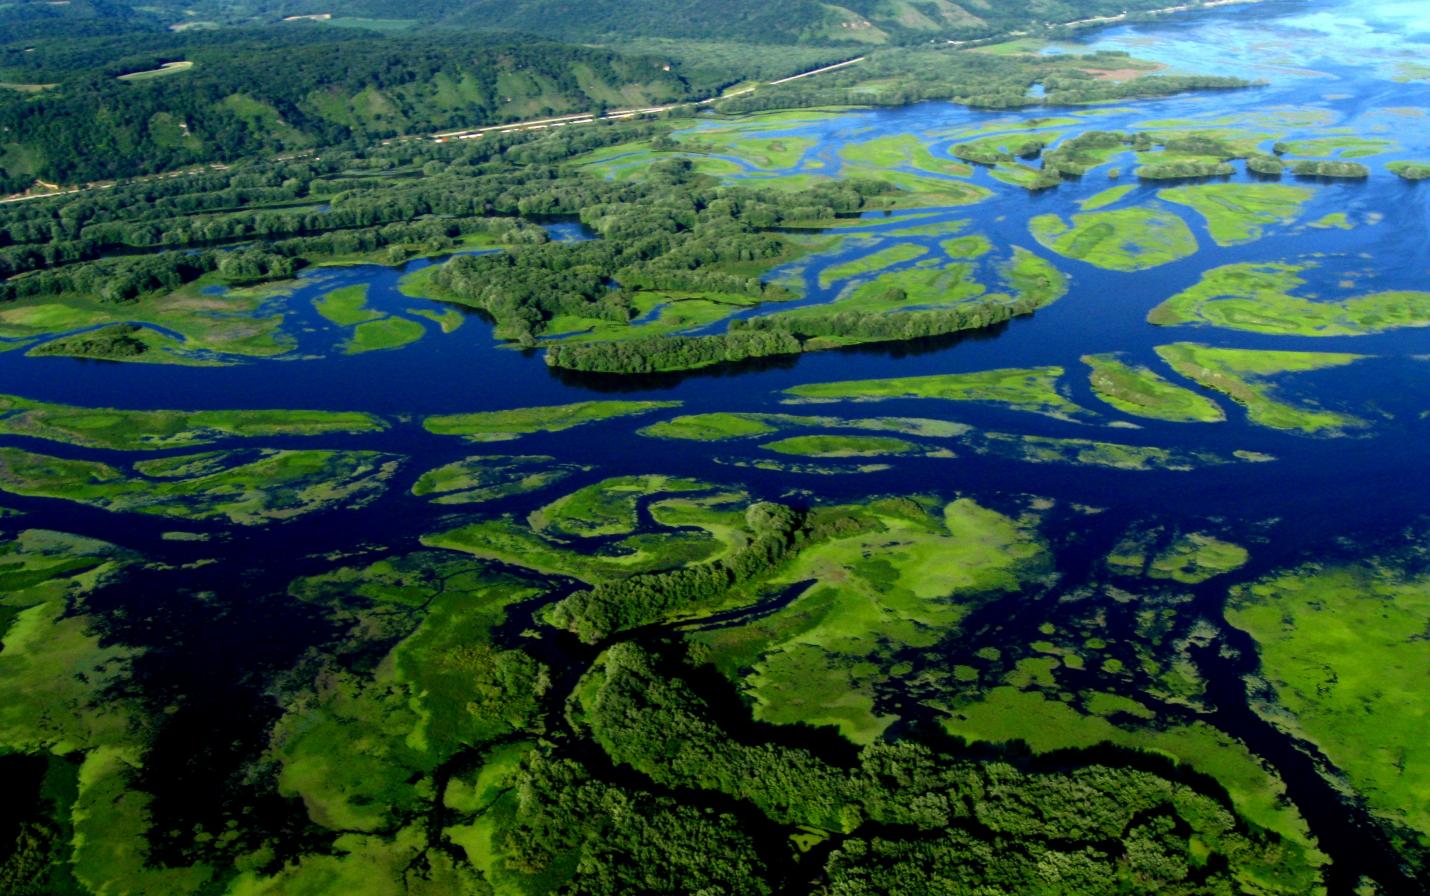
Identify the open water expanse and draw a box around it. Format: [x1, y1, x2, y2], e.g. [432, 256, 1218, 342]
[1, 0, 1427, 891]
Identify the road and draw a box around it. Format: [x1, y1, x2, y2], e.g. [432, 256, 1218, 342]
[0, 0, 1261, 205]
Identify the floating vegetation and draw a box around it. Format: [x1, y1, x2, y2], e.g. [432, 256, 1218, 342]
[1107, 529, 1250, 582]
[761, 434, 930, 458]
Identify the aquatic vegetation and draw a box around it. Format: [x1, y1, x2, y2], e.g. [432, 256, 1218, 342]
[0, 446, 400, 524]
[1155, 343, 1367, 434]
[785, 366, 1095, 422]
[277, 555, 548, 837]
[639, 412, 784, 442]
[1159, 183, 1313, 246]
[1148, 262, 1430, 336]
[761, 434, 926, 458]
[1273, 136, 1394, 159]
[817, 243, 928, 288]
[423, 480, 740, 584]
[1029, 206, 1198, 271]
[967, 432, 1254, 471]
[1081, 184, 1136, 210]
[939, 687, 1321, 863]
[0, 393, 384, 450]
[1083, 353, 1226, 422]
[1107, 530, 1250, 582]
[696, 497, 1049, 743]
[839, 133, 974, 178]
[641, 412, 971, 443]
[345, 315, 427, 354]
[314, 284, 381, 326]
[424, 400, 680, 442]
[528, 474, 711, 538]
[1227, 560, 1430, 854]
[0, 279, 294, 364]
[412, 454, 585, 505]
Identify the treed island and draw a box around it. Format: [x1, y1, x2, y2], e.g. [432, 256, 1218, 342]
[2, 1, 1429, 896]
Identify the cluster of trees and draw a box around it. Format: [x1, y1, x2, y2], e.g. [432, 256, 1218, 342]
[548, 502, 803, 642]
[1290, 160, 1370, 179]
[483, 640, 1320, 895]
[0, 29, 689, 186]
[545, 278, 1059, 374]
[716, 49, 1250, 116]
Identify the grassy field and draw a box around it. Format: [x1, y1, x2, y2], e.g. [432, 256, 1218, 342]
[697, 496, 1049, 744]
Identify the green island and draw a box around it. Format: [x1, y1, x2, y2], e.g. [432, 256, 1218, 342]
[1029, 206, 1198, 271]
[1388, 161, 1430, 180]
[1083, 353, 1227, 423]
[411, 455, 587, 505]
[0, 446, 400, 525]
[424, 401, 680, 441]
[1148, 262, 1430, 336]
[0, 394, 385, 450]
[1107, 530, 1251, 583]
[762, 434, 928, 458]
[784, 366, 1096, 422]
[1159, 183, 1313, 246]
[1155, 343, 1368, 434]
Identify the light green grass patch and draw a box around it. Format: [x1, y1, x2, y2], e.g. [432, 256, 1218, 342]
[1083, 353, 1226, 422]
[1081, 184, 1136, 211]
[1030, 207, 1198, 271]
[1227, 561, 1430, 852]
[761, 434, 924, 458]
[0, 393, 384, 450]
[1160, 183, 1314, 246]
[1155, 343, 1366, 434]
[785, 366, 1094, 422]
[424, 401, 679, 442]
[411, 455, 585, 505]
[1148, 262, 1430, 336]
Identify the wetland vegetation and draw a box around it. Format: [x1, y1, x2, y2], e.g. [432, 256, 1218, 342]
[2, 0, 1428, 893]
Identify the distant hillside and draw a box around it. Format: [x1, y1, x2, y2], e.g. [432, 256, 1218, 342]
[17, 0, 1237, 46]
[0, 34, 689, 187]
